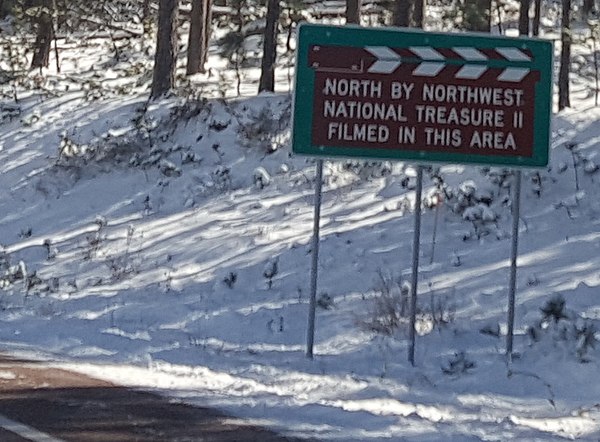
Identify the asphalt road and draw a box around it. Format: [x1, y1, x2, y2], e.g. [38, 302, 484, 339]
[0, 356, 303, 442]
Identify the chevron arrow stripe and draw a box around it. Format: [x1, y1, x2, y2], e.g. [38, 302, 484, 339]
[332, 45, 535, 82]
[413, 62, 445, 77]
[455, 65, 488, 80]
[496, 47, 532, 62]
[452, 47, 488, 61]
[365, 47, 401, 74]
[498, 67, 530, 82]
[409, 47, 445, 60]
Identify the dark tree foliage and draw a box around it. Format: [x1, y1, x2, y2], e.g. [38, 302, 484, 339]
[584, 0, 595, 16]
[462, 0, 491, 32]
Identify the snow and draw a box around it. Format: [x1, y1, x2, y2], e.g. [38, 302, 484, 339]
[2, 16, 600, 442]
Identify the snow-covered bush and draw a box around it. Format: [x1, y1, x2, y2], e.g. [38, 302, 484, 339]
[447, 179, 502, 239]
[253, 167, 271, 189]
[442, 352, 476, 376]
[527, 295, 599, 363]
[238, 101, 291, 154]
[341, 160, 393, 180]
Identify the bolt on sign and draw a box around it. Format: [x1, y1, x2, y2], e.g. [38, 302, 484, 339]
[292, 24, 553, 167]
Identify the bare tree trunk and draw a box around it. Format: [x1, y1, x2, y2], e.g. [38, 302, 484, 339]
[584, 0, 595, 16]
[202, 0, 212, 66]
[519, 0, 530, 36]
[345, 0, 361, 24]
[258, 0, 279, 93]
[394, 0, 411, 27]
[31, 0, 54, 69]
[52, 0, 60, 73]
[151, 0, 178, 98]
[558, 0, 571, 110]
[186, 0, 205, 75]
[532, 0, 541, 36]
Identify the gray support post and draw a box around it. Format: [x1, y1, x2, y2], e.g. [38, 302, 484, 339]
[408, 165, 424, 366]
[506, 170, 522, 360]
[306, 160, 324, 359]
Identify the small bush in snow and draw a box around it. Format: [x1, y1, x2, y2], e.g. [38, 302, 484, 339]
[540, 295, 569, 324]
[263, 258, 278, 290]
[442, 352, 476, 376]
[480, 323, 501, 338]
[342, 160, 393, 180]
[253, 167, 271, 189]
[527, 295, 599, 363]
[428, 292, 455, 329]
[358, 271, 410, 336]
[238, 101, 291, 154]
[222, 272, 237, 289]
[317, 293, 334, 310]
[209, 166, 232, 192]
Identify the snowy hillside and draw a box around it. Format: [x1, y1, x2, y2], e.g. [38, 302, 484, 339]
[2, 17, 600, 442]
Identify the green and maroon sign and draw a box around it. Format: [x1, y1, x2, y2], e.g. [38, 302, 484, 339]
[292, 24, 553, 167]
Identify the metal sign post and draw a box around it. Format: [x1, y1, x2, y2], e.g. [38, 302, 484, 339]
[408, 166, 424, 366]
[506, 170, 522, 361]
[306, 160, 324, 359]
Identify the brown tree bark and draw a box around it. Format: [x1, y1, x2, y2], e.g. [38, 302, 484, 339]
[258, 0, 279, 93]
[202, 0, 212, 66]
[558, 0, 571, 110]
[413, 0, 424, 28]
[518, 0, 530, 36]
[186, 0, 206, 75]
[345, 0, 361, 24]
[151, 0, 178, 98]
[30, 0, 54, 69]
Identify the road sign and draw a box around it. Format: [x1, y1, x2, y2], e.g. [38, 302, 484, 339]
[292, 24, 553, 167]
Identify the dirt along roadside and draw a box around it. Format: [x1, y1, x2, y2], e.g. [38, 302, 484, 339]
[0, 355, 305, 441]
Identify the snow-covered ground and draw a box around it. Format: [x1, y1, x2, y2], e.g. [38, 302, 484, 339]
[2, 18, 600, 441]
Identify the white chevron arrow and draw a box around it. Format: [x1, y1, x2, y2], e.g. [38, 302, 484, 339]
[498, 67, 530, 82]
[365, 47, 401, 74]
[413, 62, 445, 77]
[455, 65, 488, 80]
[497, 47, 531, 62]
[409, 47, 445, 60]
[452, 47, 488, 61]
[360, 45, 532, 82]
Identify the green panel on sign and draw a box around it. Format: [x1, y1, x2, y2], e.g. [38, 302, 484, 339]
[292, 24, 553, 167]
